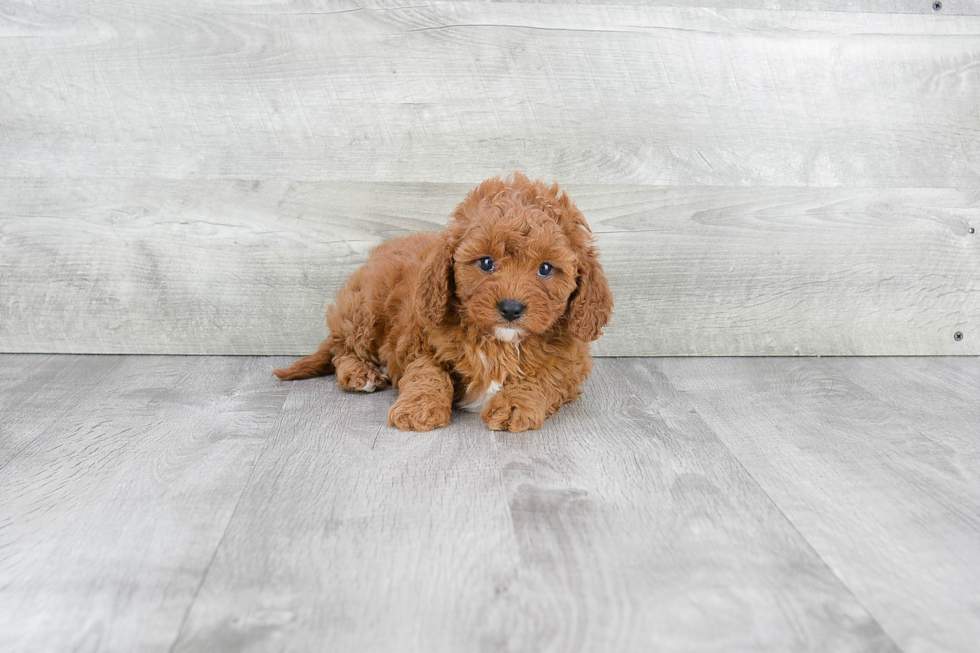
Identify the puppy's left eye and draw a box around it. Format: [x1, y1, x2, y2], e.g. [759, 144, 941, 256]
[537, 262, 554, 278]
[477, 256, 495, 272]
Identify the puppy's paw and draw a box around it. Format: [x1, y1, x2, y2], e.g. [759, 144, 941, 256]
[481, 391, 547, 433]
[388, 393, 451, 432]
[335, 356, 389, 393]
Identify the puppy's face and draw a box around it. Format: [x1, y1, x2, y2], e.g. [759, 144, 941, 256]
[452, 205, 578, 342]
[417, 174, 613, 343]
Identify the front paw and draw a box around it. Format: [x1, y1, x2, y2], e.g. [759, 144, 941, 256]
[481, 391, 547, 433]
[388, 393, 451, 432]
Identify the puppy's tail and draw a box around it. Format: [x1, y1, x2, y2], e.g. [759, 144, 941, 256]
[273, 339, 336, 380]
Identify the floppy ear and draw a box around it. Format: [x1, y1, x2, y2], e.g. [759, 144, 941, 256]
[546, 185, 613, 342]
[416, 234, 456, 327]
[567, 244, 613, 342]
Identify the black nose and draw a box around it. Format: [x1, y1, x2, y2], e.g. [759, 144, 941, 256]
[497, 299, 525, 322]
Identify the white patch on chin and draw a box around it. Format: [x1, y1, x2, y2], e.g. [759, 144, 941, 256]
[460, 380, 502, 413]
[495, 327, 523, 343]
[361, 380, 376, 392]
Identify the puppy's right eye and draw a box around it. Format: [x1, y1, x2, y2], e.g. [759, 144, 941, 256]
[477, 256, 494, 272]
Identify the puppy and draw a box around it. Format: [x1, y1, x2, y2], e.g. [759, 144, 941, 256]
[274, 173, 613, 432]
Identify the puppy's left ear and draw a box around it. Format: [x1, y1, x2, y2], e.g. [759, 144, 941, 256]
[416, 234, 456, 327]
[567, 242, 613, 342]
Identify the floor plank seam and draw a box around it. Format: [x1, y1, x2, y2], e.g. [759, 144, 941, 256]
[6, 356, 977, 651]
[370, 421, 386, 451]
[654, 364, 910, 653]
[166, 377, 296, 653]
[714, 441, 907, 651]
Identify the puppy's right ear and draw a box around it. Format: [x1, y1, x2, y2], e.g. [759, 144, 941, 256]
[416, 234, 455, 327]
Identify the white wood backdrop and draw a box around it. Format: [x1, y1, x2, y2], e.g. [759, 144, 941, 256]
[1, 1, 978, 355]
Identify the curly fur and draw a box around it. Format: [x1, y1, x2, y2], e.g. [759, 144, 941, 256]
[274, 173, 613, 432]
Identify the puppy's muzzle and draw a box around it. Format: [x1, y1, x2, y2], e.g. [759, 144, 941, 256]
[497, 299, 525, 322]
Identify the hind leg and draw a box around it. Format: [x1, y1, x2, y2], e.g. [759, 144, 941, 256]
[325, 277, 391, 392]
[276, 257, 391, 388]
[334, 354, 389, 392]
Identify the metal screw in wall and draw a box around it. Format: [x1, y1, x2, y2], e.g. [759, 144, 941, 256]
[971, 227, 976, 234]
[954, 332, 964, 342]
[933, 1, 942, 10]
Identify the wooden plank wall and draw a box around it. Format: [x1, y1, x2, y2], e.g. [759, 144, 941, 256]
[1, 1, 978, 355]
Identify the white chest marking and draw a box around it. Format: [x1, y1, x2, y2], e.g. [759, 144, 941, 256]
[460, 380, 502, 413]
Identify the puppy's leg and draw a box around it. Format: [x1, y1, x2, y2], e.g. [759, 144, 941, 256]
[388, 357, 453, 431]
[275, 281, 389, 391]
[334, 353, 389, 393]
[481, 358, 590, 433]
[327, 284, 392, 392]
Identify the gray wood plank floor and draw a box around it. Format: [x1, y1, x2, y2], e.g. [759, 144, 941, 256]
[0, 355, 977, 652]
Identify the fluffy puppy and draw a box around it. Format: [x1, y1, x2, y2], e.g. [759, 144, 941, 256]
[274, 173, 613, 432]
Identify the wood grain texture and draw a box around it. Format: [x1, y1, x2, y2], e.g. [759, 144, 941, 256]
[483, 359, 898, 652]
[170, 372, 521, 653]
[5, 354, 980, 651]
[2, 2, 979, 355]
[1, 180, 976, 355]
[658, 356, 980, 653]
[0, 354, 121, 467]
[0, 356, 290, 652]
[13, 0, 980, 15]
[171, 358, 897, 652]
[1, 4, 978, 187]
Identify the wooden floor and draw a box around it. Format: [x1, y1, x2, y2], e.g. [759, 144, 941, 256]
[1, 355, 977, 652]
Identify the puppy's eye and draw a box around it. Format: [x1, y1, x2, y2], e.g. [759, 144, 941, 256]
[477, 256, 494, 272]
[537, 262, 554, 278]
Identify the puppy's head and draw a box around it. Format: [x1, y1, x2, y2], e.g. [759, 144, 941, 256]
[417, 174, 613, 343]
